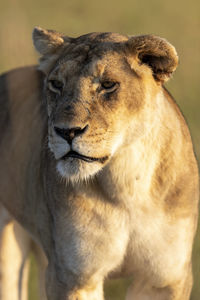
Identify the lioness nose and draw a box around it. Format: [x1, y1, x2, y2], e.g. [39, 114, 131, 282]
[54, 125, 88, 145]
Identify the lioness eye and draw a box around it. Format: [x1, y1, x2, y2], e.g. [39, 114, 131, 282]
[101, 81, 116, 89]
[48, 80, 63, 93]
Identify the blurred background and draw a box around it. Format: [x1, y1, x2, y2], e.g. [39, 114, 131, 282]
[0, 0, 199, 299]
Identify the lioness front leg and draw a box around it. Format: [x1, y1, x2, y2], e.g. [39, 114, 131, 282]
[32, 241, 48, 300]
[47, 285, 104, 300]
[45, 267, 104, 300]
[126, 265, 193, 300]
[66, 284, 104, 300]
[0, 220, 31, 300]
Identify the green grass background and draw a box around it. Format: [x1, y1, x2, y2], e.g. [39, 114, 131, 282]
[0, 0, 199, 299]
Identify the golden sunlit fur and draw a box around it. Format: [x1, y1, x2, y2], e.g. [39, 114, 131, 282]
[0, 27, 199, 300]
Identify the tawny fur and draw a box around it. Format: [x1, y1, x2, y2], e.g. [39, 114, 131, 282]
[0, 27, 199, 300]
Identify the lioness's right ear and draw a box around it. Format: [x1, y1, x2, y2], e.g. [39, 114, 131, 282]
[32, 27, 64, 55]
[32, 27, 71, 73]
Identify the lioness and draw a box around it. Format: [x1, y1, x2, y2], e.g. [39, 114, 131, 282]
[0, 27, 199, 300]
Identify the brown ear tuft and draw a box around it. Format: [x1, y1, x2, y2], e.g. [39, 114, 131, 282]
[32, 27, 65, 55]
[127, 35, 178, 83]
[32, 27, 72, 74]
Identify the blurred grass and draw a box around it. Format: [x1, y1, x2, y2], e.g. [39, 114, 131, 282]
[29, 255, 39, 300]
[0, 0, 199, 299]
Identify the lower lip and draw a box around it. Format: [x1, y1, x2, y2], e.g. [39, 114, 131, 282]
[61, 151, 108, 164]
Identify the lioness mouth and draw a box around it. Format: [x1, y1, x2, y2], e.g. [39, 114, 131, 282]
[62, 151, 108, 164]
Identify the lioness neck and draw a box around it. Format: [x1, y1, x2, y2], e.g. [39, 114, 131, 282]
[95, 88, 196, 208]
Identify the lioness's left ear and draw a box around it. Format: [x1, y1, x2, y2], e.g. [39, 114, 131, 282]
[126, 35, 178, 83]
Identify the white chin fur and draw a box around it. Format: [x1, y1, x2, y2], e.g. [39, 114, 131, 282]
[56, 158, 103, 182]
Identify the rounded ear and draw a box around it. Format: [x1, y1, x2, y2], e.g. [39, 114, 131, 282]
[32, 27, 65, 55]
[126, 35, 178, 83]
[32, 27, 72, 74]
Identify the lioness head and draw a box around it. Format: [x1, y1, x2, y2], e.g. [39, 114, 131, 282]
[33, 27, 178, 181]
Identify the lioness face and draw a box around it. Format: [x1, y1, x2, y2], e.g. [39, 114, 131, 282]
[33, 29, 178, 181]
[47, 51, 145, 181]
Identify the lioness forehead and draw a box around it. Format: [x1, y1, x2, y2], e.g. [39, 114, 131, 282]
[51, 33, 129, 77]
[61, 32, 128, 56]
[66, 32, 128, 54]
[74, 32, 129, 43]
[53, 52, 125, 80]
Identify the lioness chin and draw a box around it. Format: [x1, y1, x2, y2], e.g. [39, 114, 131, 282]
[0, 27, 199, 300]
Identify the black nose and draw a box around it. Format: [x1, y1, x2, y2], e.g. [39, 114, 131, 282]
[54, 125, 88, 145]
